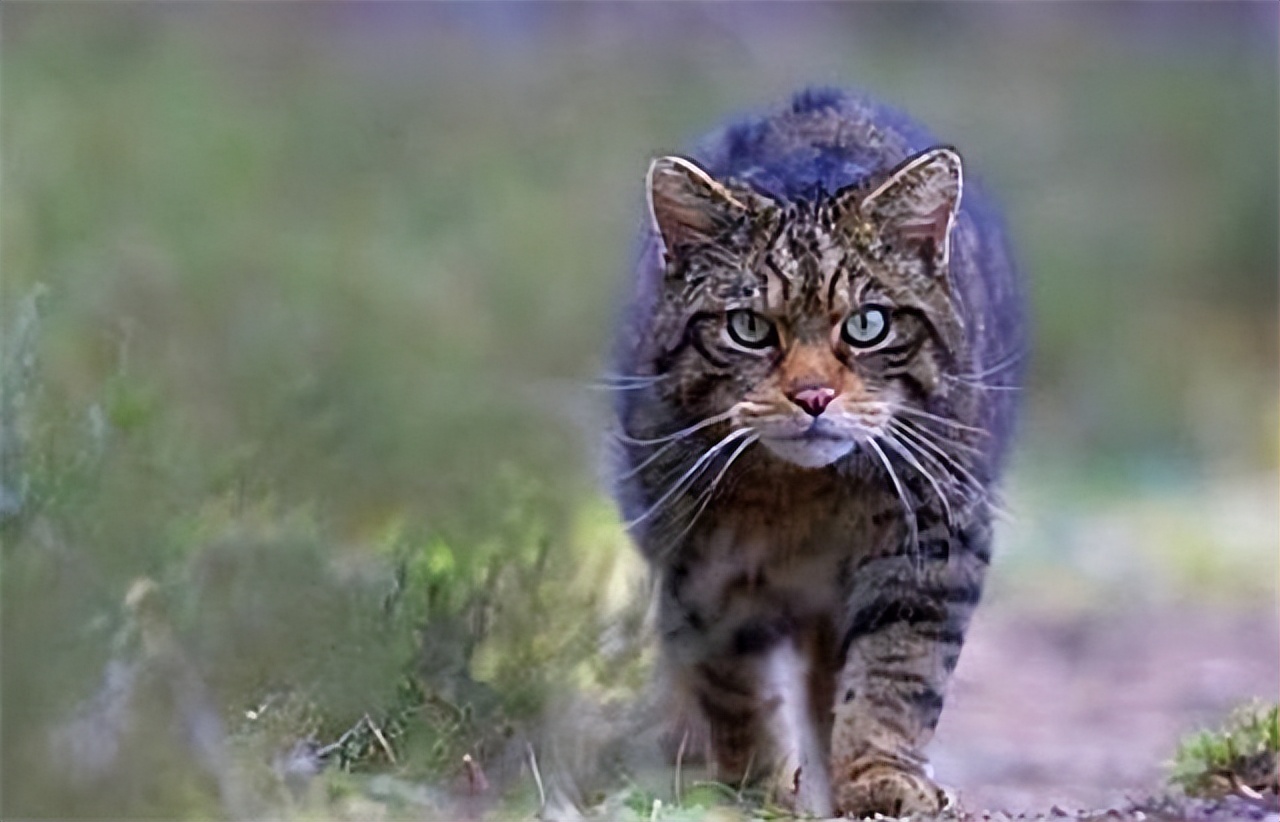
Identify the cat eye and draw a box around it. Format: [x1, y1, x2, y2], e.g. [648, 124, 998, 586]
[842, 305, 891, 348]
[725, 310, 776, 349]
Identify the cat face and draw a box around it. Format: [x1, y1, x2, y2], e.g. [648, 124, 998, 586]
[644, 149, 968, 469]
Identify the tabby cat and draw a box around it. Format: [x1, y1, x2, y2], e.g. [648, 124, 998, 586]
[610, 89, 1024, 818]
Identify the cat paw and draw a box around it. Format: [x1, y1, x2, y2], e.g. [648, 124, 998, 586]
[761, 762, 833, 819]
[834, 765, 945, 818]
[765, 764, 802, 814]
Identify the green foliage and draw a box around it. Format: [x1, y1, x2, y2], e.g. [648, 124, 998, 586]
[0, 271, 631, 817]
[592, 779, 803, 822]
[0, 271, 632, 816]
[1169, 701, 1279, 798]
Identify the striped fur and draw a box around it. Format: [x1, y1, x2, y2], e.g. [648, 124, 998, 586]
[611, 89, 1024, 818]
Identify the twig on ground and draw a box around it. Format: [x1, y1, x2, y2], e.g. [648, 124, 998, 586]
[1226, 771, 1264, 801]
[737, 749, 756, 803]
[315, 715, 367, 760]
[462, 753, 490, 795]
[364, 713, 397, 764]
[674, 728, 689, 806]
[526, 743, 546, 814]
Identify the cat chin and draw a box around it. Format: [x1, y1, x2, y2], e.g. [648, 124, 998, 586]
[760, 436, 855, 468]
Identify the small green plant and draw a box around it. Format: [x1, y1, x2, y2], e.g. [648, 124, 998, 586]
[588, 778, 799, 822]
[1169, 701, 1279, 799]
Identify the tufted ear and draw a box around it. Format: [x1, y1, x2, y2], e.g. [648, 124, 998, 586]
[855, 147, 963, 267]
[647, 155, 760, 254]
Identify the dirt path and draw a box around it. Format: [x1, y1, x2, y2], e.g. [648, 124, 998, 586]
[931, 602, 1278, 815]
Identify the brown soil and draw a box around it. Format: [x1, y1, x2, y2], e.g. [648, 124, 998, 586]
[931, 601, 1279, 816]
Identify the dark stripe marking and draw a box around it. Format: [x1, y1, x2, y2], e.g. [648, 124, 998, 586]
[919, 581, 984, 606]
[906, 686, 945, 719]
[840, 598, 948, 655]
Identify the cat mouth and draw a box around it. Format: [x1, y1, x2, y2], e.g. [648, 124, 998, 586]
[799, 427, 845, 443]
[787, 418, 849, 442]
[758, 421, 856, 467]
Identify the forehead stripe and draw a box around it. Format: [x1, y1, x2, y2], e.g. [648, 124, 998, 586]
[764, 256, 792, 300]
[825, 265, 846, 309]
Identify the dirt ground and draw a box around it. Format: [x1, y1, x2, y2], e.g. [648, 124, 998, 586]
[930, 601, 1279, 815]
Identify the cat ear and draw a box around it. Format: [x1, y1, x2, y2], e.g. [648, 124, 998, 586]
[647, 156, 758, 254]
[854, 147, 963, 267]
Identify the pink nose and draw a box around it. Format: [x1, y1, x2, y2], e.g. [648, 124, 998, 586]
[789, 386, 836, 417]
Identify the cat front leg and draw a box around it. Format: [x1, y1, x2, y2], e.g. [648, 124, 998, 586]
[680, 642, 832, 816]
[688, 654, 772, 786]
[657, 571, 778, 790]
[758, 639, 833, 817]
[829, 521, 990, 818]
[660, 588, 831, 812]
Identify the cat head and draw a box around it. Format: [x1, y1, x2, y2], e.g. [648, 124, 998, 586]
[641, 148, 969, 469]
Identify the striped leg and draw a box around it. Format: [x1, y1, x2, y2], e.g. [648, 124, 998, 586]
[830, 521, 990, 818]
[658, 565, 769, 787]
[686, 643, 833, 817]
[658, 584, 776, 789]
[688, 655, 773, 786]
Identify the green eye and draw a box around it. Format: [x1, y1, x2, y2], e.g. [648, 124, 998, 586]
[842, 305, 891, 348]
[726, 310, 776, 349]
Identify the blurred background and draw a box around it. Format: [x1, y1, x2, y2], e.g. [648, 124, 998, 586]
[2, 3, 1276, 818]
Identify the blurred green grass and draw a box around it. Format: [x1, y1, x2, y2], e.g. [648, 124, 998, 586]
[2, 4, 1276, 818]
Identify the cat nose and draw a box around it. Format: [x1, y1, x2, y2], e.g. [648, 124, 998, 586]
[789, 386, 836, 417]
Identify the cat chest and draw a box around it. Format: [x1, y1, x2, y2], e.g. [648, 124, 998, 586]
[666, 522, 881, 654]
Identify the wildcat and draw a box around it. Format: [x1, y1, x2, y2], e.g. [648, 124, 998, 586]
[610, 88, 1024, 818]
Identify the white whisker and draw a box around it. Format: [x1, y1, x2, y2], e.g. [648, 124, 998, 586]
[593, 373, 670, 392]
[625, 427, 751, 530]
[940, 373, 1021, 393]
[598, 372, 668, 385]
[879, 431, 954, 529]
[891, 420, 1012, 521]
[893, 406, 990, 438]
[614, 409, 735, 447]
[661, 433, 759, 555]
[891, 415, 984, 459]
[950, 348, 1025, 382]
[890, 421, 983, 493]
[866, 438, 918, 552]
[619, 436, 693, 481]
